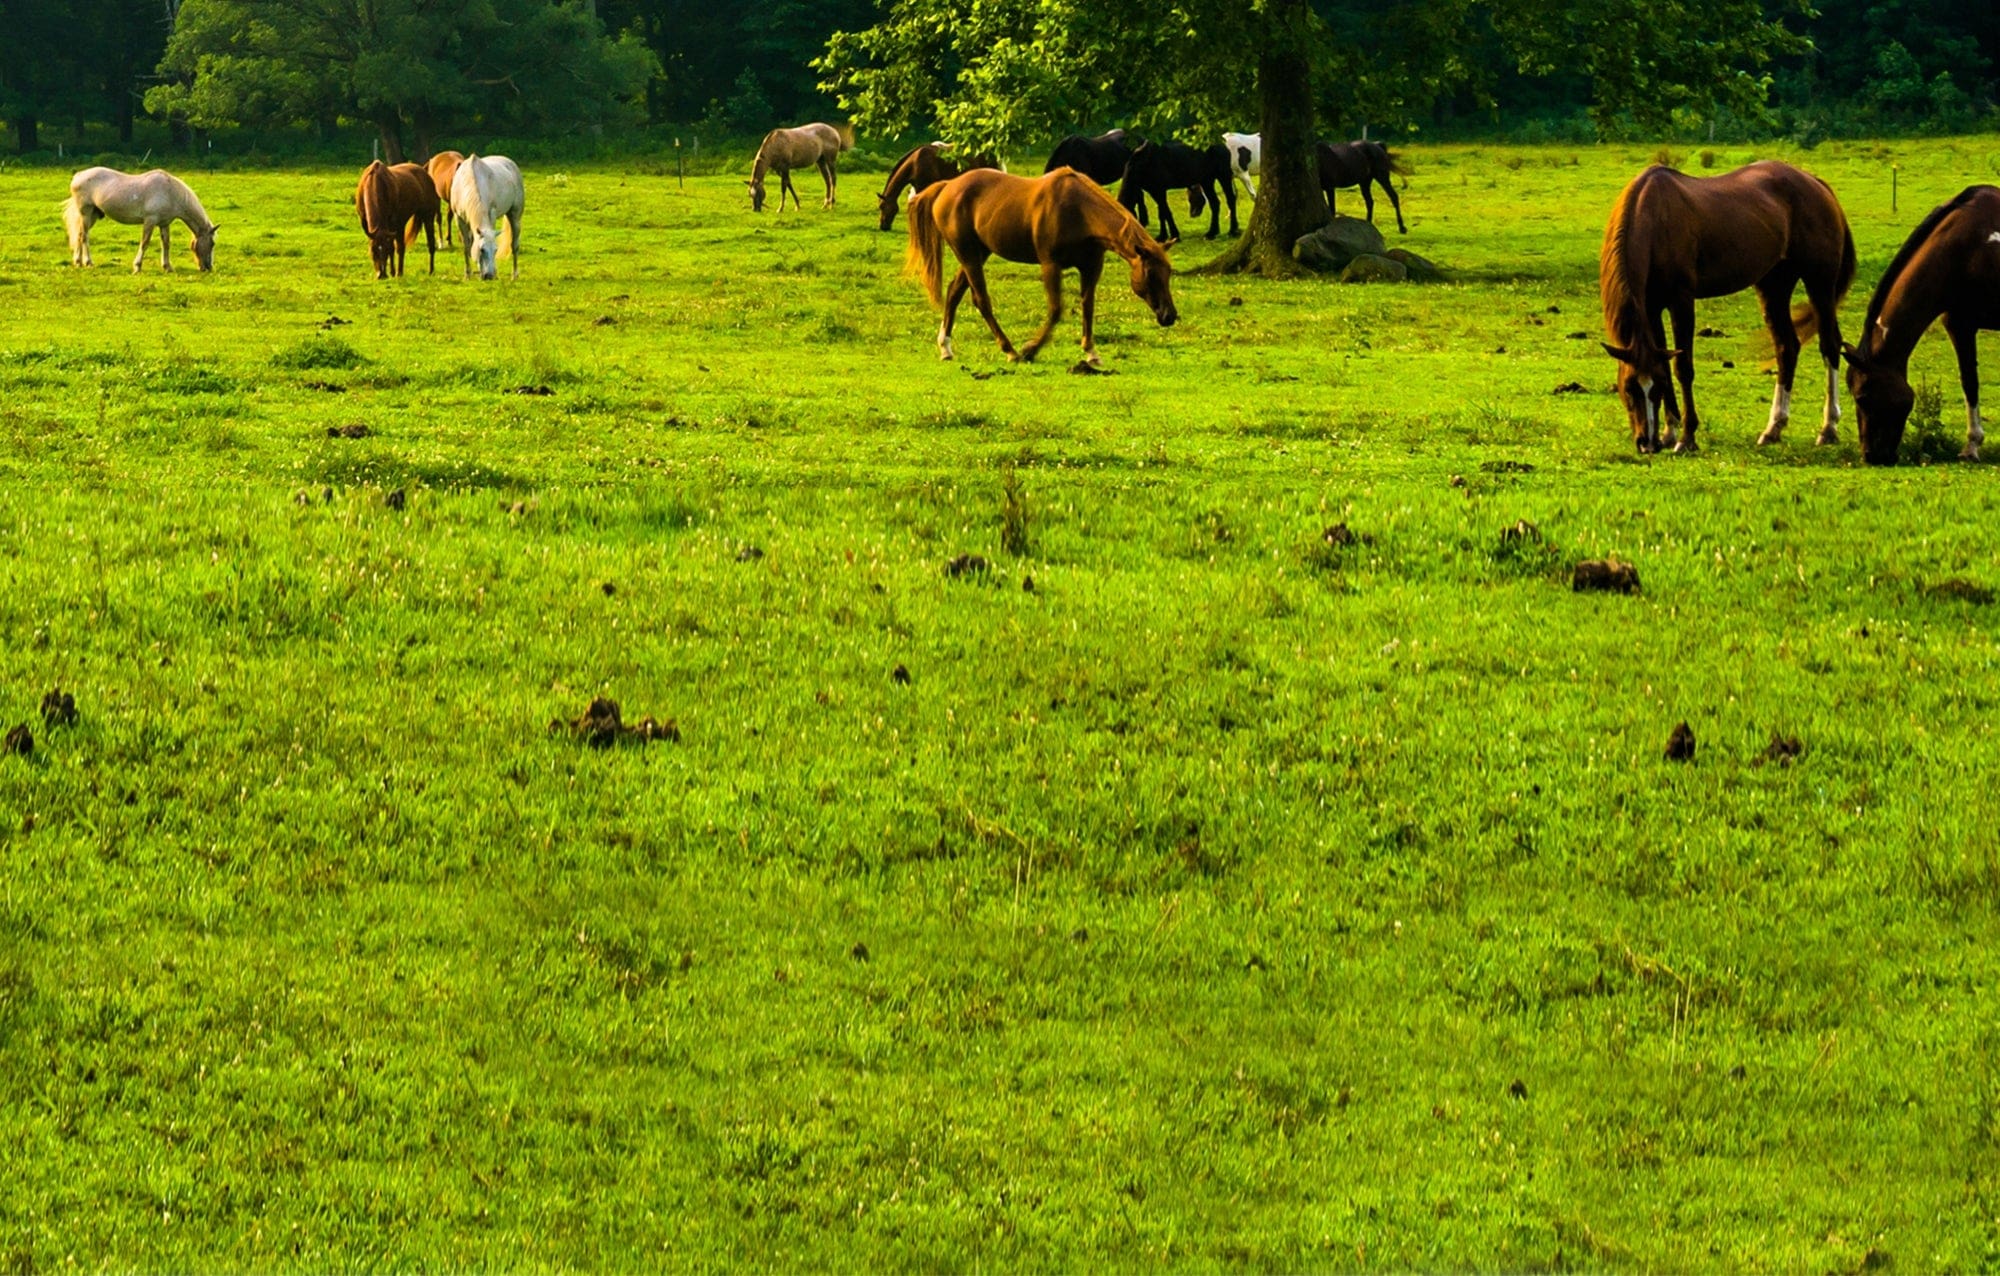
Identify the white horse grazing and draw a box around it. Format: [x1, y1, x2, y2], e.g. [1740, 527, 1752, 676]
[64, 167, 218, 272]
[1222, 133, 1262, 197]
[449, 154, 524, 281]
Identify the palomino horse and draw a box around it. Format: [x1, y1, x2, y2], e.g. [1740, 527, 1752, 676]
[64, 167, 218, 272]
[1317, 141, 1409, 233]
[876, 144, 999, 231]
[748, 123, 851, 212]
[1223, 132, 1261, 196]
[1118, 140, 1237, 239]
[1844, 185, 2000, 464]
[427, 151, 464, 245]
[449, 154, 524, 281]
[355, 161, 440, 279]
[905, 167, 1177, 367]
[1601, 161, 1854, 454]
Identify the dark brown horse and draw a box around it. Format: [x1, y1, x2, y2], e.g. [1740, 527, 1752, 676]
[354, 160, 440, 279]
[1118, 140, 1238, 240]
[906, 167, 1177, 367]
[1600, 161, 1855, 454]
[1844, 186, 2000, 464]
[1317, 141, 1409, 233]
[427, 150, 463, 245]
[876, 143, 999, 231]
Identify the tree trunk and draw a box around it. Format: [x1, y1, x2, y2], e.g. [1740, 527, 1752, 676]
[14, 116, 37, 154]
[1195, 0, 1321, 277]
[375, 114, 406, 165]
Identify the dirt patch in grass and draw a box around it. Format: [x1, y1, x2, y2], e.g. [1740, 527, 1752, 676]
[554, 697, 680, 748]
[1573, 559, 1640, 593]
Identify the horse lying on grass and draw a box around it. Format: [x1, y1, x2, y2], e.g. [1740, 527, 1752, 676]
[905, 167, 1176, 368]
[64, 167, 217, 272]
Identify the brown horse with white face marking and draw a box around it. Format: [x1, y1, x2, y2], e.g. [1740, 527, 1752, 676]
[1844, 186, 2000, 465]
[876, 144, 999, 231]
[355, 160, 440, 279]
[905, 167, 1177, 367]
[1601, 161, 1854, 454]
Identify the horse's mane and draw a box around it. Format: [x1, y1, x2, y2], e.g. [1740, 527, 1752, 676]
[1600, 168, 1667, 349]
[1860, 186, 1985, 350]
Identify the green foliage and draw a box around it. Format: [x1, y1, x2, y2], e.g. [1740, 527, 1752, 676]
[145, 0, 658, 158]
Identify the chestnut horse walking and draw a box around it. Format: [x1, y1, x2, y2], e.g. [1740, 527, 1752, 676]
[355, 160, 440, 279]
[876, 143, 999, 231]
[1845, 186, 2000, 464]
[1601, 161, 1855, 454]
[427, 151, 464, 245]
[905, 167, 1177, 367]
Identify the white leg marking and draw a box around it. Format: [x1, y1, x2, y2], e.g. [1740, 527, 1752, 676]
[1818, 358, 1841, 444]
[1639, 376, 1658, 447]
[1965, 403, 1984, 461]
[1989, 232, 2000, 244]
[937, 326, 955, 361]
[1768, 383, 1792, 431]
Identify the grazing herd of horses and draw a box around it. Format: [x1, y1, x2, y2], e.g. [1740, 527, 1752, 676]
[50, 126, 2000, 466]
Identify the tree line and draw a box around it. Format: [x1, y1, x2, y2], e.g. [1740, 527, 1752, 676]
[0, 0, 1993, 157]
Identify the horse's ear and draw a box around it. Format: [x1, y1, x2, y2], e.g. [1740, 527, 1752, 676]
[1841, 342, 1867, 369]
[1602, 343, 1636, 365]
[1160, 237, 1178, 253]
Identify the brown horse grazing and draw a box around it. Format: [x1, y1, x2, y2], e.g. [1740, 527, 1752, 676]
[1844, 186, 2000, 465]
[427, 150, 464, 245]
[1317, 141, 1409, 233]
[354, 160, 440, 279]
[1600, 161, 1855, 454]
[876, 144, 999, 231]
[748, 123, 852, 212]
[905, 167, 1177, 367]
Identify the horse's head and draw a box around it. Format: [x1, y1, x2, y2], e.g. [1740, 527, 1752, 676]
[471, 223, 500, 280]
[1130, 236, 1178, 328]
[1844, 343, 1913, 466]
[193, 223, 217, 272]
[876, 188, 898, 231]
[368, 231, 394, 280]
[1603, 340, 1677, 452]
[746, 176, 767, 213]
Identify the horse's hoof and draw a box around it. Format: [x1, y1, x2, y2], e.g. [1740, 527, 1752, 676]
[1815, 428, 1838, 446]
[1674, 440, 1700, 455]
[1755, 428, 1783, 447]
[1963, 444, 1983, 461]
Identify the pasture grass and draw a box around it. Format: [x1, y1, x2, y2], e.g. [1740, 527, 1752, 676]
[3, 137, 2000, 1269]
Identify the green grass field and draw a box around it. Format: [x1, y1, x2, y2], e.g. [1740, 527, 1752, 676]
[2, 137, 1999, 1269]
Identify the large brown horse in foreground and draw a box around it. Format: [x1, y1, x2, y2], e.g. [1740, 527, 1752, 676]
[877, 144, 999, 231]
[1601, 161, 1855, 454]
[355, 160, 440, 278]
[1844, 186, 2000, 464]
[906, 168, 1177, 367]
[427, 151, 464, 245]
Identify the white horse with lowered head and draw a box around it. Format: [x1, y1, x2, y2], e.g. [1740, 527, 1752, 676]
[64, 167, 218, 272]
[449, 154, 524, 281]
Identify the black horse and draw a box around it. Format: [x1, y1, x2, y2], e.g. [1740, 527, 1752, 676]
[1045, 129, 1137, 184]
[1317, 140, 1410, 233]
[1118, 140, 1238, 239]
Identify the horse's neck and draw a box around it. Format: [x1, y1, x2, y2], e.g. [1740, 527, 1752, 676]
[751, 149, 771, 180]
[1094, 208, 1145, 262]
[1871, 244, 1948, 367]
[170, 179, 213, 232]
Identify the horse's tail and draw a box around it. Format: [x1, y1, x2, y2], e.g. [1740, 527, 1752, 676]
[905, 186, 946, 308]
[1793, 219, 1856, 344]
[1382, 145, 1412, 178]
[837, 122, 856, 152]
[61, 194, 86, 257]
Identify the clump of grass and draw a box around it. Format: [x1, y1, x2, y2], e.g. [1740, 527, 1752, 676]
[1902, 380, 1957, 464]
[272, 334, 367, 371]
[1698, 148, 1718, 169]
[1652, 147, 1681, 169]
[998, 466, 1030, 556]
